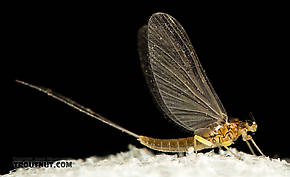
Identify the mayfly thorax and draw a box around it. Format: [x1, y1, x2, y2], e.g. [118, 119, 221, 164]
[16, 12, 265, 159]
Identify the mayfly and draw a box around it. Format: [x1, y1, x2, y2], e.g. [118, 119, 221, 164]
[16, 12, 265, 159]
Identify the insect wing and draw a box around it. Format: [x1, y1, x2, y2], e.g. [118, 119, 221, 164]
[139, 13, 227, 132]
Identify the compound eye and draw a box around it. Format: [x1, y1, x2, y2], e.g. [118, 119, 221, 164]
[246, 120, 253, 126]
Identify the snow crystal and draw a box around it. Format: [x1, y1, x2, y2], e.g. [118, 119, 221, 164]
[5, 145, 290, 177]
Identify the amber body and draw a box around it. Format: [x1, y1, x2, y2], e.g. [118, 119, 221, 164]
[139, 118, 255, 152]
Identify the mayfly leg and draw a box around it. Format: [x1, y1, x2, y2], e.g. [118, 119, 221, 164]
[243, 135, 265, 157]
[245, 140, 256, 156]
[193, 135, 242, 160]
[222, 146, 242, 160]
[15, 80, 139, 138]
[249, 139, 265, 157]
[193, 135, 213, 155]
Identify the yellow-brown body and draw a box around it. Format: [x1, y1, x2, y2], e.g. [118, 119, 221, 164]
[139, 119, 253, 152]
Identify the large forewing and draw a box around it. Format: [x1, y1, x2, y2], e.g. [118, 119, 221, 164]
[145, 13, 227, 132]
[138, 25, 214, 132]
[138, 25, 183, 128]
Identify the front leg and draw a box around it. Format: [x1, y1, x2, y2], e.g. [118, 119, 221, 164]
[242, 133, 265, 156]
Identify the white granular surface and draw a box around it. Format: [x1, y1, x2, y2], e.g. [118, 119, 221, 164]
[5, 145, 290, 177]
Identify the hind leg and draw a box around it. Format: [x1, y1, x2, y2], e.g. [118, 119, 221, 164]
[193, 135, 213, 155]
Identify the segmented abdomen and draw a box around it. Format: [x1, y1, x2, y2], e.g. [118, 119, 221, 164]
[138, 136, 195, 152]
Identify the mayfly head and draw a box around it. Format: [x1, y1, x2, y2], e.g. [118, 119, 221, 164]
[229, 117, 257, 133]
[246, 112, 257, 132]
[245, 120, 257, 133]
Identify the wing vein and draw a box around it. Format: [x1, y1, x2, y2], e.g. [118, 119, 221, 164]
[164, 16, 220, 116]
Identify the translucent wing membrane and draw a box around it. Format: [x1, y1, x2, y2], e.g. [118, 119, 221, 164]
[138, 13, 227, 132]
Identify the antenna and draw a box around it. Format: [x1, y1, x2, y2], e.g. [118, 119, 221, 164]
[249, 112, 256, 122]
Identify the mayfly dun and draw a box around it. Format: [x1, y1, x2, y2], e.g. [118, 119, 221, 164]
[16, 12, 265, 159]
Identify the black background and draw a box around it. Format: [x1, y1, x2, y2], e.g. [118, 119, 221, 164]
[3, 2, 289, 174]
